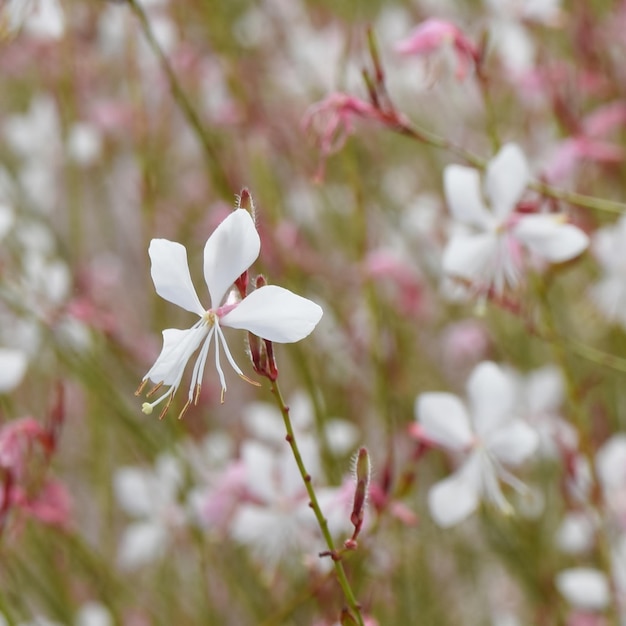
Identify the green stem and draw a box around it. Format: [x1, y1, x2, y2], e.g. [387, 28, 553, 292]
[268, 378, 365, 626]
[391, 117, 626, 215]
[126, 0, 233, 198]
[535, 279, 621, 626]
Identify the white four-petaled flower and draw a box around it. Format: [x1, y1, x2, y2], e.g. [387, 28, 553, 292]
[415, 361, 538, 527]
[443, 143, 589, 294]
[138, 208, 323, 417]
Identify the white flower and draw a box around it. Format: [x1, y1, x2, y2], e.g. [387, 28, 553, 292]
[242, 391, 359, 455]
[589, 214, 626, 328]
[230, 439, 350, 572]
[1, 0, 64, 41]
[113, 454, 185, 569]
[0, 348, 28, 393]
[137, 208, 323, 417]
[415, 361, 538, 527]
[443, 143, 588, 294]
[75, 603, 113, 626]
[555, 567, 610, 611]
[230, 439, 319, 569]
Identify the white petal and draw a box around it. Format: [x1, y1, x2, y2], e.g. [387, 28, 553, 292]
[75, 602, 113, 626]
[113, 467, 155, 517]
[596, 434, 626, 492]
[221, 285, 323, 342]
[485, 143, 529, 219]
[203, 209, 260, 308]
[428, 462, 480, 527]
[444, 165, 490, 228]
[485, 420, 538, 465]
[555, 512, 595, 554]
[525, 365, 564, 414]
[442, 232, 499, 283]
[590, 277, 626, 323]
[555, 567, 609, 611]
[117, 522, 167, 570]
[144, 327, 207, 385]
[514, 215, 589, 262]
[416, 392, 474, 450]
[241, 440, 277, 502]
[467, 362, 516, 437]
[148, 239, 204, 315]
[0, 348, 27, 392]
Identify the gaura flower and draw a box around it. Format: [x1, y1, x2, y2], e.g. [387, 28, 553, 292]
[137, 209, 323, 418]
[443, 143, 589, 294]
[414, 361, 538, 527]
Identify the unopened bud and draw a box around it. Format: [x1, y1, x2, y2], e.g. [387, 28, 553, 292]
[236, 187, 256, 222]
[247, 275, 279, 382]
[347, 447, 371, 547]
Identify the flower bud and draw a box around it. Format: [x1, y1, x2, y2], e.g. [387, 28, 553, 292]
[347, 447, 371, 547]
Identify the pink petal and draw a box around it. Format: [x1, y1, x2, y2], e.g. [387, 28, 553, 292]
[395, 19, 461, 55]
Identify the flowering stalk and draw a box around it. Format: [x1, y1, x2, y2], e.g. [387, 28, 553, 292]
[533, 277, 621, 624]
[345, 447, 370, 549]
[125, 0, 232, 197]
[355, 30, 626, 216]
[269, 378, 365, 626]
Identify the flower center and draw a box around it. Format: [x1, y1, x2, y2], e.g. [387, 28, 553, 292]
[202, 310, 218, 326]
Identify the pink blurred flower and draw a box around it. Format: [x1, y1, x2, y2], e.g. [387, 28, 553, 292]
[302, 93, 397, 180]
[12, 479, 71, 528]
[364, 249, 425, 316]
[544, 102, 626, 183]
[0, 413, 70, 532]
[441, 319, 490, 369]
[395, 19, 478, 80]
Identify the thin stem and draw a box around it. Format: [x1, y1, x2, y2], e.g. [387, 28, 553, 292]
[126, 0, 233, 198]
[534, 279, 621, 626]
[268, 378, 365, 626]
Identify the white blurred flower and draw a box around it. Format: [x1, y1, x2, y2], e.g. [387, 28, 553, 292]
[242, 391, 359, 456]
[67, 123, 103, 167]
[555, 567, 610, 611]
[113, 454, 185, 569]
[138, 208, 323, 417]
[0, 348, 28, 393]
[443, 144, 588, 294]
[230, 439, 350, 571]
[1, 0, 64, 40]
[515, 365, 576, 456]
[555, 512, 596, 555]
[4, 96, 62, 213]
[75, 603, 113, 626]
[589, 214, 626, 328]
[416, 361, 539, 527]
